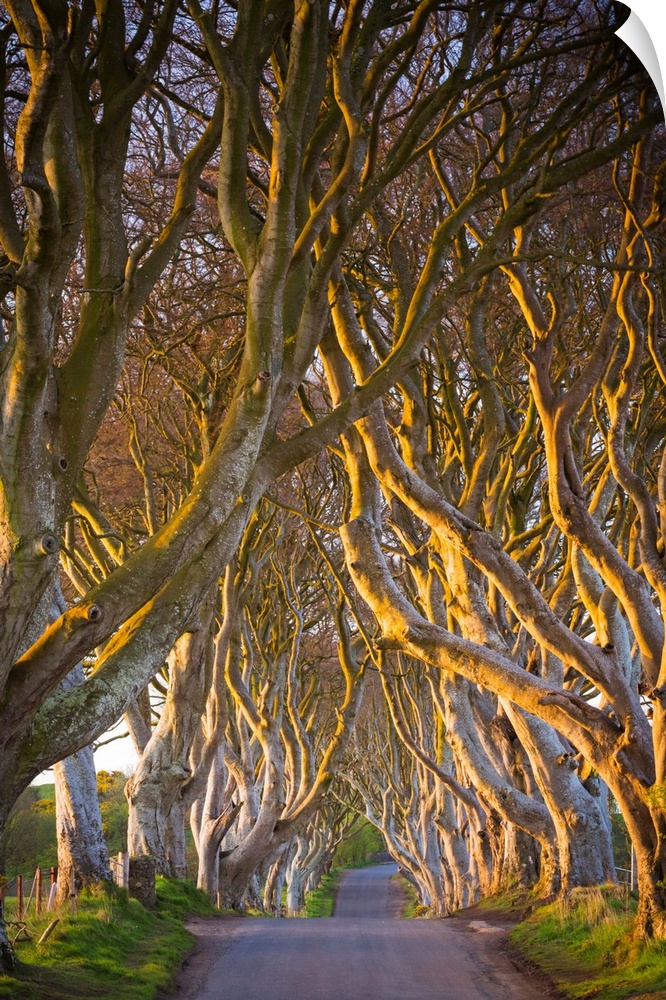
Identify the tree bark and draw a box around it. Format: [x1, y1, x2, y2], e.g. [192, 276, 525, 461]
[125, 597, 215, 874]
[54, 743, 110, 903]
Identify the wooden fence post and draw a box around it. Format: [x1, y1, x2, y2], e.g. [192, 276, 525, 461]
[36, 867, 42, 915]
[17, 874, 23, 921]
[38, 919, 60, 944]
[118, 851, 129, 889]
[23, 870, 38, 915]
[47, 882, 58, 912]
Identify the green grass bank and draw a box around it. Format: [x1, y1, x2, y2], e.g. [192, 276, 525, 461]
[507, 885, 666, 1000]
[0, 877, 217, 1000]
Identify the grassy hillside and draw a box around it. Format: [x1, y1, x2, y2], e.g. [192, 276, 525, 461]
[0, 878, 216, 1000]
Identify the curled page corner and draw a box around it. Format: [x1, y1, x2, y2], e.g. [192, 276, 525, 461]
[615, 4, 665, 112]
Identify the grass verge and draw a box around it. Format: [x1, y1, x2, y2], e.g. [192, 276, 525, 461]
[304, 870, 342, 917]
[302, 859, 383, 917]
[0, 877, 217, 1000]
[396, 874, 424, 918]
[510, 885, 666, 1000]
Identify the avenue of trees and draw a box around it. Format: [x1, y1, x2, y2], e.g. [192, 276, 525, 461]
[0, 0, 664, 968]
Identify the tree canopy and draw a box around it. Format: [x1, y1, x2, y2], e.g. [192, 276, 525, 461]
[0, 0, 665, 966]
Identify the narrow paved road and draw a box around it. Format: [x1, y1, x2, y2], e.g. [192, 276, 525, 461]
[179, 865, 546, 1000]
[332, 862, 396, 917]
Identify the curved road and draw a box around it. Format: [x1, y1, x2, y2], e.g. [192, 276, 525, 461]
[181, 865, 546, 1000]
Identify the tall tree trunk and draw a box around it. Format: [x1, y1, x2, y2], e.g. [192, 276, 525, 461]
[504, 704, 615, 892]
[164, 801, 188, 880]
[286, 835, 309, 917]
[419, 812, 448, 916]
[435, 787, 472, 910]
[0, 923, 15, 972]
[54, 745, 110, 903]
[126, 600, 214, 872]
[53, 663, 109, 902]
[193, 748, 242, 902]
[263, 846, 290, 916]
[614, 784, 666, 939]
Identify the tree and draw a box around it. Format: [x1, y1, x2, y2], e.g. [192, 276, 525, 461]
[333, 98, 666, 934]
[1, 787, 56, 876]
[0, 0, 661, 964]
[191, 505, 366, 908]
[53, 667, 110, 903]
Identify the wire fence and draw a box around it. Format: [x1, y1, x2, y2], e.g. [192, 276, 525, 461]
[0, 866, 58, 922]
[615, 866, 635, 889]
[109, 852, 129, 889]
[1, 853, 131, 923]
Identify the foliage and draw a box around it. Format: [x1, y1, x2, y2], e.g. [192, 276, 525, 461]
[3, 789, 57, 877]
[96, 772, 129, 857]
[2, 773, 129, 880]
[511, 887, 666, 1000]
[332, 822, 384, 868]
[0, 878, 215, 1000]
[609, 806, 632, 873]
[645, 786, 666, 811]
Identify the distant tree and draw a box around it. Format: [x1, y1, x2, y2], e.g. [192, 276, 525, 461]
[97, 771, 130, 856]
[2, 787, 57, 876]
[331, 818, 384, 869]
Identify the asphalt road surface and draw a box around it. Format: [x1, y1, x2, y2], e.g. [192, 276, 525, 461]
[181, 864, 546, 1000]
